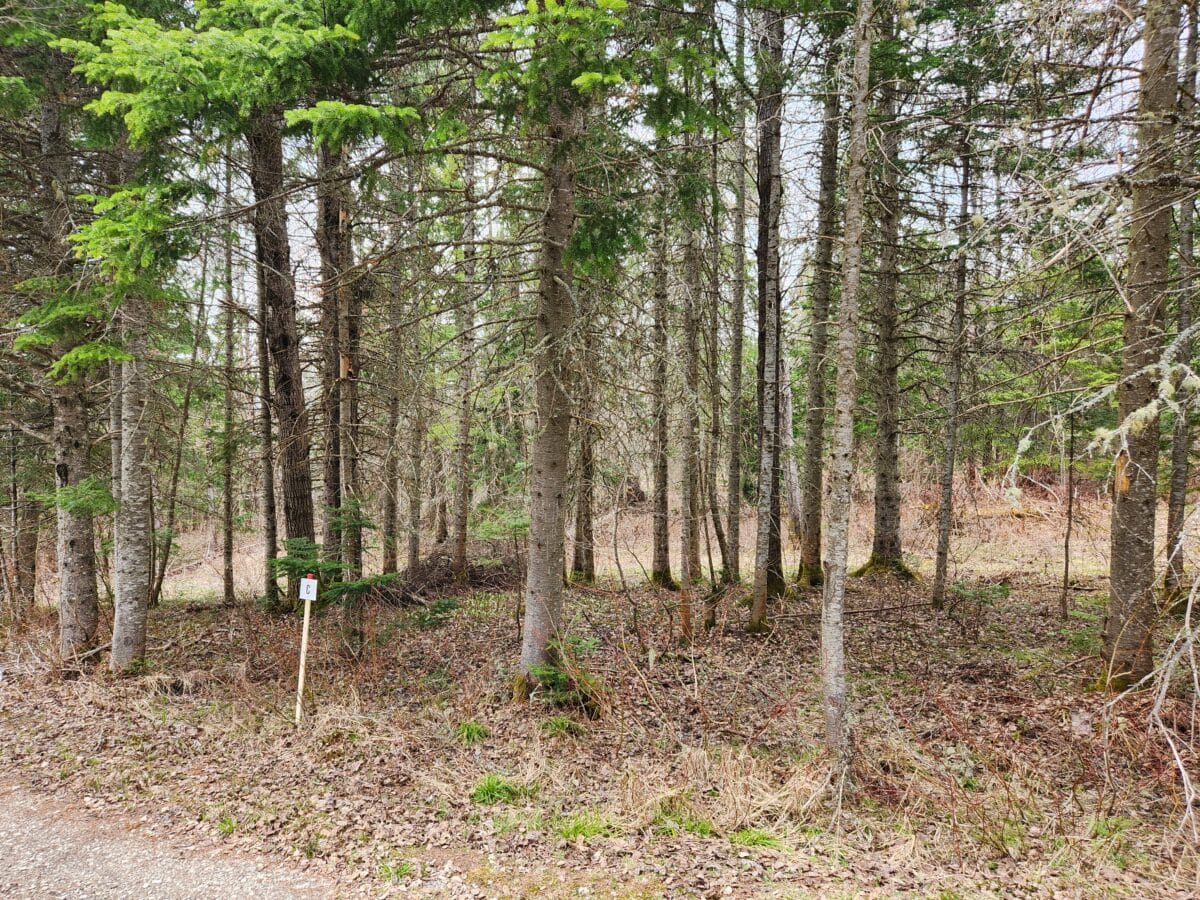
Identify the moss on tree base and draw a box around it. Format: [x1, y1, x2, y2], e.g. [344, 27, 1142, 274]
[850, 555, 917, 581]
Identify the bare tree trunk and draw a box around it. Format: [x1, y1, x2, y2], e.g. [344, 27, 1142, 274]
[452, 149, 477, 584]
[780, 353, 803, 542]
[931, 138, 971, 610]
[1166, 4, 1198, 602]
[53, 382, 99, 657]
[13, 496, 39, 617]
[798, 37, 843, 588]
[867, 56, 905, 575]
[111, 292, 152, 672]
[381, 271, 404, 575]
[749, 6, 785, 632]
[680, 193, 704, 641]
[519, 102, 578, 678]
[316, 145, 343, 563]
[821, 0, 874, 757]
[246, 109, 315, 555]
[407, 403, 424, 574]
[725, 0, 748, 584]
[650, 190, 675, 589]
[571, 383, 596, 582]
[222, 154, 237, 607]
[109, 357, 121, 588]
[1103, 0, 1180, 688]
[256, 262, 279, 608]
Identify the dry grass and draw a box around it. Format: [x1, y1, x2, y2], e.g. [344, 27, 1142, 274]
[2, 496, 1200, 896]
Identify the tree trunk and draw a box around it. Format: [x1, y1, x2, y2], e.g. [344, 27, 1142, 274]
[53, 382, 99, 657]
[407, 404, 424, 574]
[650, 188, 675, 589]
[749, 6, 785, 631]
[452, 149, 477, 584]
[256, 259, 279, 608]
[725, 0, 748, 584]
[931, 139, 971, 609]
[13, 494, 40, 617]
[40, 88, 99, 658]
[111, 293, 153, 672]
[821, 0, 874, 757]
[571, 381, 596, 582]
[222, 154, 237, 607]
[1103, 0, 1180, 688]
[246, 109, 315, 554]
[1166, 4, 1197, 602]
[780, 352, 803, 542]
[519, 102, 578, 677]
[798, 37, 843, 588]
[867, 56, 905, 575]
[316, 144, 343, 563]
[381, 272, 404, 575]
[680, 193, 704, 641]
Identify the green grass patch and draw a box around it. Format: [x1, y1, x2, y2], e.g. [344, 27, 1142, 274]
[377, 858, 413, 882]
[555, 809, 618, 840]
[728, 827, 783, 849]
[470, 774, 536, 805]
[454, 720, 489, 745]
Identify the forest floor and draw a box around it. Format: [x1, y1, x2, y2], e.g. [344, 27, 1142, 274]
[1, 496, 1199, 897]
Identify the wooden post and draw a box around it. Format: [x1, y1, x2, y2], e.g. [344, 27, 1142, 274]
[295, 572, 316, 724]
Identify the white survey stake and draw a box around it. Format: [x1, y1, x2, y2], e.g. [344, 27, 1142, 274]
[295, 573, 317, 724]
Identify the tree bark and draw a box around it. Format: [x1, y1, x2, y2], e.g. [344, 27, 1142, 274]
[40, 87, 99, 657]
[1103, 0, 1180, 688]
[519, 102, 578, 677]
[821, 0, 873, 757]
[13, 494, 40, 617]
[1166, 4, 1197, 602]
[222, 154, 237, 606]
[780, 352, 803, 542]
[867, 57, 905, 574]
[256, 257, 279, 608]
[111, 293, 153, 672]
[680, 190, 704, 641]
[316, 145, 343, 563]
[452, 148, 477, 584]
[931, 138, 971, 609]
[246, 109, 315, 555]
[650, 188, 675, 589]
[725, 0, 748, 584]
[749, 6, 785, 631]
[798, 37, 843, 587]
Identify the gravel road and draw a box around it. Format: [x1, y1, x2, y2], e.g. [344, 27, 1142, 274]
[0, 781, 335, 899]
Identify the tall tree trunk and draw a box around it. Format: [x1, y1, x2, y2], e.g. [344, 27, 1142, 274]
[316, 145, 343, 562]
[40, 87, 99, 657]
[821, 0, 874, 756]
[680, 190, 704, 641]
[452, 149, 477, 584]
[780, 353, 803, 541]
[725, 0, 748, 584]
[1166, 3, 1198, 602]
[256, 262, 279, 608]
[650, 189, 675, 588]
[13, 495, 39, 617]
[749, 6, 785, 632]
[867, 54, 905, 575]
[407, 403, 424, 574]
[111, 292, 152, 672]
[571, 303, 596, 583]
[222, 155, 237, 607]
[519, 102, 578, 677]
[246, 109, 315, 556]
[381, 271, 404, 575]
[798, 37, 843, 587]
[931, 139, 971, 609]
[1103, 0, 1180, 688]
[53, 383, 99, 657]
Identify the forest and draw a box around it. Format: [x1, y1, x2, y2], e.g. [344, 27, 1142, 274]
[1, 0, 1199, 895]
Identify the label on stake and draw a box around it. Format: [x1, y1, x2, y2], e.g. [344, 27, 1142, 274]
[299, 575, 318, 602]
